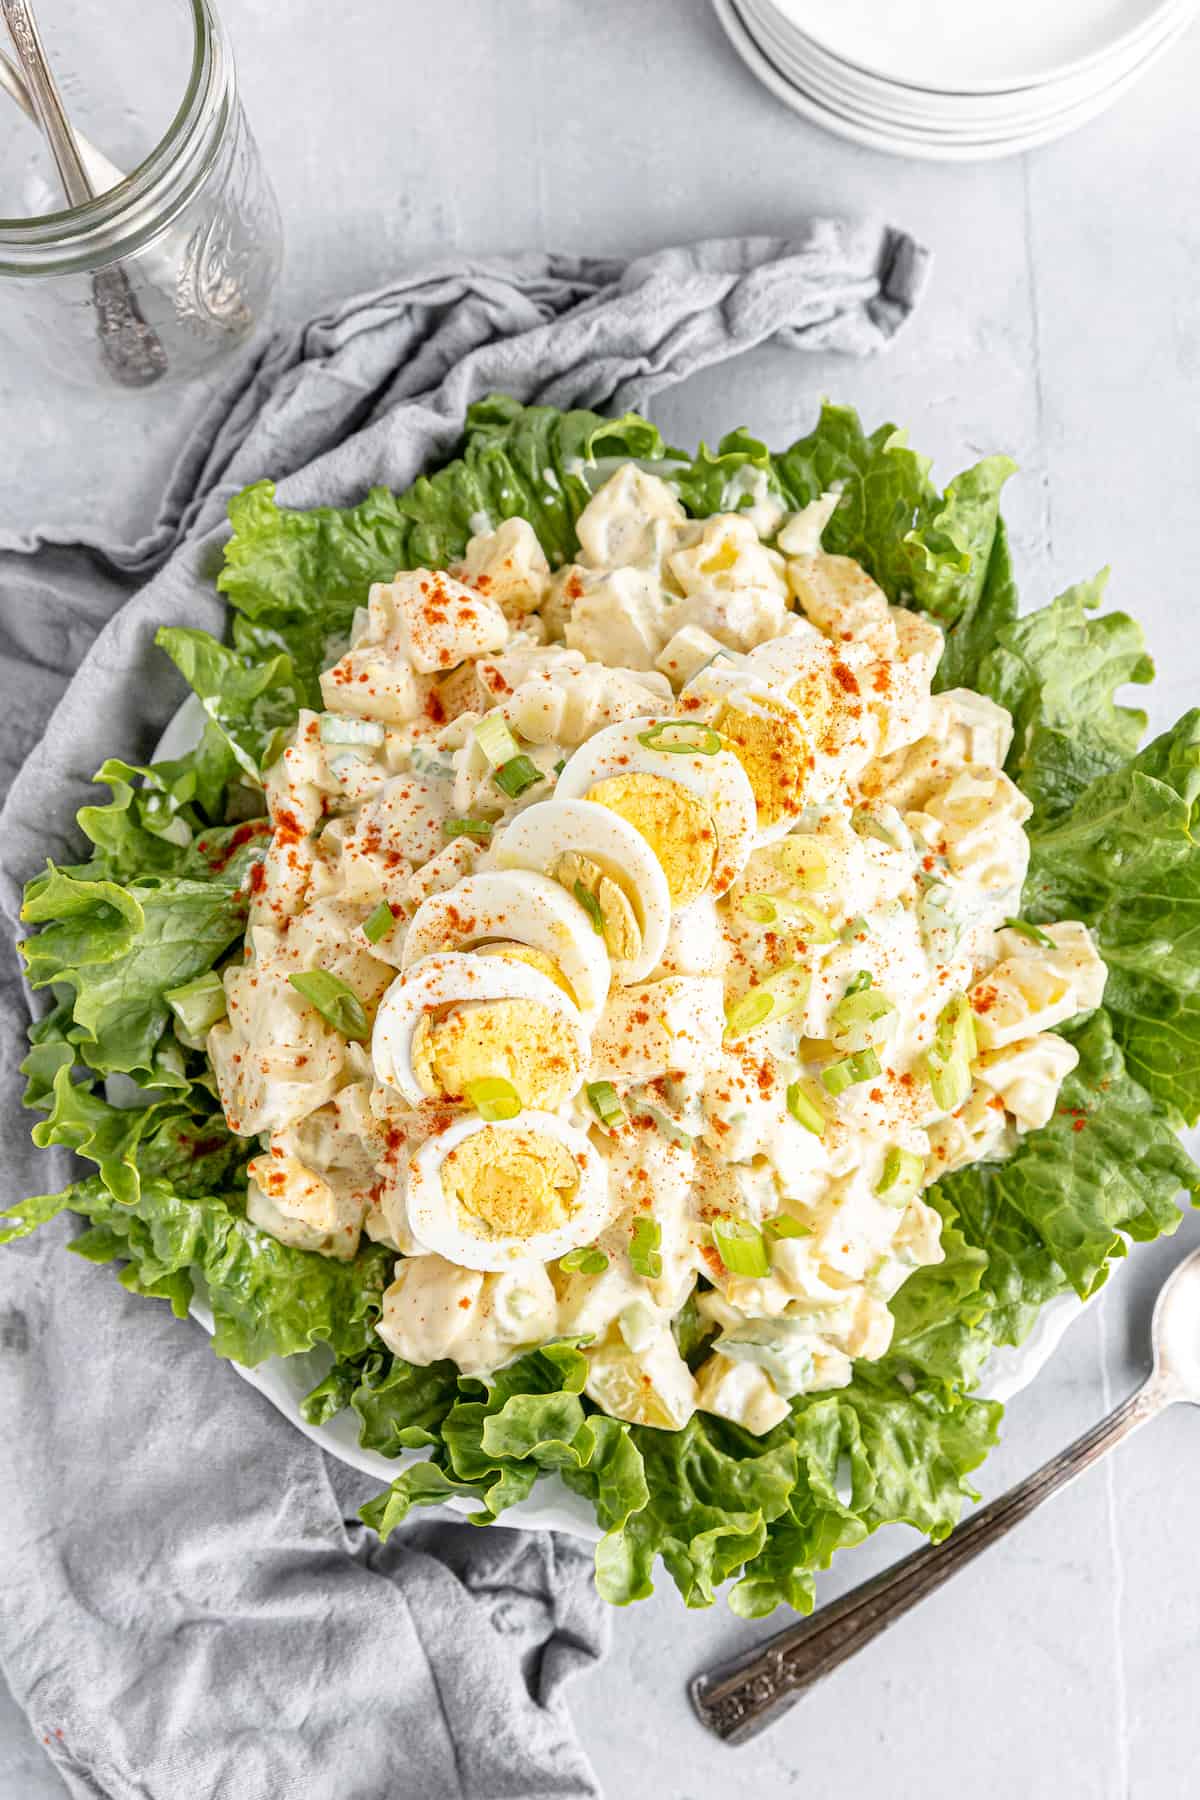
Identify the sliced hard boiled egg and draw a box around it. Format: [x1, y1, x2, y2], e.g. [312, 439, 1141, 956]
[406, 1112, 611, 1271]
[372, 951, 588, 1110]
[402, 869, 611, 1025]
[492, 798, 670, 983]
[747, 630, 880, 789]
[554, 716, 756, 906]
[679, 663, 812, 842]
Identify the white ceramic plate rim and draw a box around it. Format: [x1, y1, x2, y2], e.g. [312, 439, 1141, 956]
[747, 7, 1191, 146]
[767, 0, 1183, 94]
[154, 693, 1102, 1538]
[741, 0, 1190, 130]
[754, 0, 1188, 110]
[714, 0, 1187, 161]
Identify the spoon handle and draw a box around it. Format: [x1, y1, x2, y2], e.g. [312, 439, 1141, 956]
[1, 0, 91, 204]
[691, 1375, 1170, 1745]
[0, 44, 35, 122]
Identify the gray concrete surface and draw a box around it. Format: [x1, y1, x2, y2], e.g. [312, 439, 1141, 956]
[3, 2, 1199, 1795]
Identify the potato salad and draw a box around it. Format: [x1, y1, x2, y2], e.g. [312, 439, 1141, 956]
[207, 465, 1106, 1438]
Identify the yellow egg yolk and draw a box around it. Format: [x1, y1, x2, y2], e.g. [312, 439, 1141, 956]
[700, 536, 742, 576]
[553, 851, 642, 962]
[411, 998, 581, 1109]
[716, 697, 810, 830]
[475, 940, 578, 1001]
[441, 1125, 580, 1239]
[586, 773, 716, 909]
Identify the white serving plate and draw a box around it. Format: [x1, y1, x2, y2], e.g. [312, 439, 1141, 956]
[742, 0, 1191, 135]
[763, 22, 1192, 151]
[769, 0, 1181, 94]
[714, 0, 1191, 161]
[155, 694, 1099, 1537]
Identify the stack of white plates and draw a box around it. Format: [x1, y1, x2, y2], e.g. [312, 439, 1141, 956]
[712, 0, 1197, 160]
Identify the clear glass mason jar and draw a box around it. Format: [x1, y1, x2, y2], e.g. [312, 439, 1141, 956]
[0, 0, 282, 388]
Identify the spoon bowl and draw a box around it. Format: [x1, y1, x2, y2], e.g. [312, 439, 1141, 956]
[1151, 1245, 1200, 1402]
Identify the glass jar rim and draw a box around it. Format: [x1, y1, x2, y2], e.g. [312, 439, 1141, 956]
[0, 0, 227, 273]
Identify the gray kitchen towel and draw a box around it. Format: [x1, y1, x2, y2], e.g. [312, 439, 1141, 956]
[0, 223, 928, 1800]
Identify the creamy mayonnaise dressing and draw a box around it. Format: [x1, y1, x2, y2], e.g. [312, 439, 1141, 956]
[207, 465, 1106, 1435]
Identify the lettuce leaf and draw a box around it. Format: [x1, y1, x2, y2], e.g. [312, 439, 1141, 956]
[217, 398, 669, 698]
[1, 1171, 390, 1364]
[156, 628, 303, 785]
[933, 512, 1020, 695]
[671, 428, 779, 517]
[771, 402, 1014, 628]
[8, 395, 1199, 1616]
[976, 574, 1153, 825]
[78, 754, 229, 878]
[940, 1013, 1196, 1343]
[21, 865, 246, 1080]
[1023, 713, 1200, 1124]
[882, 1193, 995, 1395]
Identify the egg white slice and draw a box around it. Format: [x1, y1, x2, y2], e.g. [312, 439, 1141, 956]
[554, 716, 756, 899]
[679, 663, 812, 844]
[746, 631, 880, 792]
[492, 798, 671, 983]
[372, 950, 588, 1107]
[406, 1111, 611, 1271]
[402, 869, 611, 1025]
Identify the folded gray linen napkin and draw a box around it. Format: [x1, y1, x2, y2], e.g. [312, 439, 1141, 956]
[0, 223, 928, 1800]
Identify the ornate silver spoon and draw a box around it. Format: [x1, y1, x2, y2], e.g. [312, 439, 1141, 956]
[1, 0, 166, 385]
[691, 1245, 1200, 1745]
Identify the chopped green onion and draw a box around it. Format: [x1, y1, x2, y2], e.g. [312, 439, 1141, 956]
[411, 745, 456, 781]
[790, 898, 837, 944]
[711, 1218, 770, 1278]
[876, 1146, 926, 1207]
[618, 1300, 659, 1352]
[918, 876, 962, 957]
[464, 1076, 522, 1121]
[764, 1214, 812, 1240]
[844, 970, 873, 996]
[328, 751, 376, 786]
[473, 714, 521, 768]
[853, 813, 898, 848]
[773, 838, 828, 890]
[165, 970, 227, 1037]
[785, 1079, 827, 1137]
[363, 900, 398, 944]
[319, 713, 385, 748]
[934, 992, 976, 1058]
[443, 817, 493, 841]
[821, 1045, 882, 1097]
[738, 892, 789, 925]
[830, 986, 897, 1054]
[288, 970, 369, 1041]
[1004, 917, 1056, 948]
[724, 965, 810, 1039]
[725, 989, 773, 1036]
[636, 721, 723, 756]
[559, 1245, 609, 1275]
[573, 881, 605, 935]
[629, 1216, 663, 1279]
[925, 992, 976, 1112]
[840, 914, 871, 943]
[586, 1079, 625, 1130]
[493, 754, 543, 799]
[737, 893, 835, 943]
[553, 758, 567, 776]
